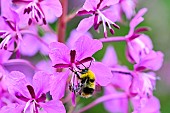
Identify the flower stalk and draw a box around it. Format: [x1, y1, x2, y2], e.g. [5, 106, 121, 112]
[57, 0, 68, 43]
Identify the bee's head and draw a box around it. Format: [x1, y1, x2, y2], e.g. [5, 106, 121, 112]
[76, 58, 93, 74]
[80, 68, 89, 74]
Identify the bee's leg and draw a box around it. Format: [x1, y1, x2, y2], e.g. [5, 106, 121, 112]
[75, 72, 81, 79]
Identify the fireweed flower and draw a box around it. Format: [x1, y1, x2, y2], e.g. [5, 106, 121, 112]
[49, 35, 113, 104]
[0, 4, 40, 52]
[77, 0, 120, 37]
[0, 49, 36, 108]
[130, 50, 164, 96]
[3, 71, 65, 113]
[0, 9, 22, 51]
[125, 8, 149, 63]
[12, 0, 62, 25]
[102, 46, 132, 91]
[101, 46, 162, 113]
[102, 46, 130, 113]
[123, 8, 156, 64]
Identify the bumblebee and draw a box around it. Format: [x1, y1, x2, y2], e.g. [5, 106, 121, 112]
[70, 61, 96, 98]
[78, 68, 95, 98]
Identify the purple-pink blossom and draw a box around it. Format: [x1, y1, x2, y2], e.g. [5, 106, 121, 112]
[77, 0, 120, 37]
[3, 71, 65, 113]
[49, 35, 113, 104]
[12, 0, 62, 25]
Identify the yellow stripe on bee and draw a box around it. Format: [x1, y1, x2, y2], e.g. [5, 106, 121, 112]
[80, 70, 95, 79]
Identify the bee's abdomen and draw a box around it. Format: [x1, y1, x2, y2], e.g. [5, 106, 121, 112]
[82, 87, 94, 94]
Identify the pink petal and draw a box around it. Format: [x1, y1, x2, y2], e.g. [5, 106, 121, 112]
[17, 7, 30, 28]
[140, 96, 160, 113]
[102, 6, 119, 22]
[121, 0, 136, 19]
[90, 62, 112, 86]
[111, 66, 132, 91]
[0, 104, 24, 113]
[40, 0, 62, 18]
[40, 33, 57, 55]
[74, 35, 103, 60]
[76, 16, 94, 33]
[0, 49, 12, 63]
[129, 8, 148, 35]
[135, 50, 164, 71]
[1, 0, 20, 23]
[33, 71, 50, 96]
[71, 92, 76, 106]
[132, 96, 160, 113]
[49, 42, 70, 65]
[126, 34, 153, 63]
[50, 71, 70, 100]
[20, 34, 40, 56]
[40, 100, 66, 113]
[100, 0, 119, 9]
[66, 29, 92, 48]
[6, 71, 31, 98]
[2, 59, 36, 81]
[104, 85, 128, 113]
[36, 60, 55, 74]
[83, 0, 100, 11]
[138, 34, 153, 50]
[102, 46, 118, 66]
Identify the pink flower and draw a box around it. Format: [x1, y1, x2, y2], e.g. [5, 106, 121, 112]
[49, 35, 113, 104]
[0, 50, 35, 108]
[130, 71, 157, 97]
[101, 46, 162, 113]
[0, 2, 41, 52]
[4, 71, 65, 113]
[12, 0, 62, 25]
[0, 9, 22, 51]
[77, 0, 120, 37]
[134, 50, 164, 71]
[124, 8, 153, 63]
[102, 46, 132, 91]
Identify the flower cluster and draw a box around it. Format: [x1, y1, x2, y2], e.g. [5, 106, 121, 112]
[0, 0, 164, 113]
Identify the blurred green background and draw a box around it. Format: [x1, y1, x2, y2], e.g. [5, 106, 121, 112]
[66, 0, 170, 112]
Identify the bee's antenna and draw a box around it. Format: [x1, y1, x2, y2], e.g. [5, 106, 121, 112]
[76, 60, 87, 68]
[76, 66, 81, 70]
[88, 59, 93, 69]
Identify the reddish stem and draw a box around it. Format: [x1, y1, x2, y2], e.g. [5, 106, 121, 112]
[57, 0, 68, 43]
